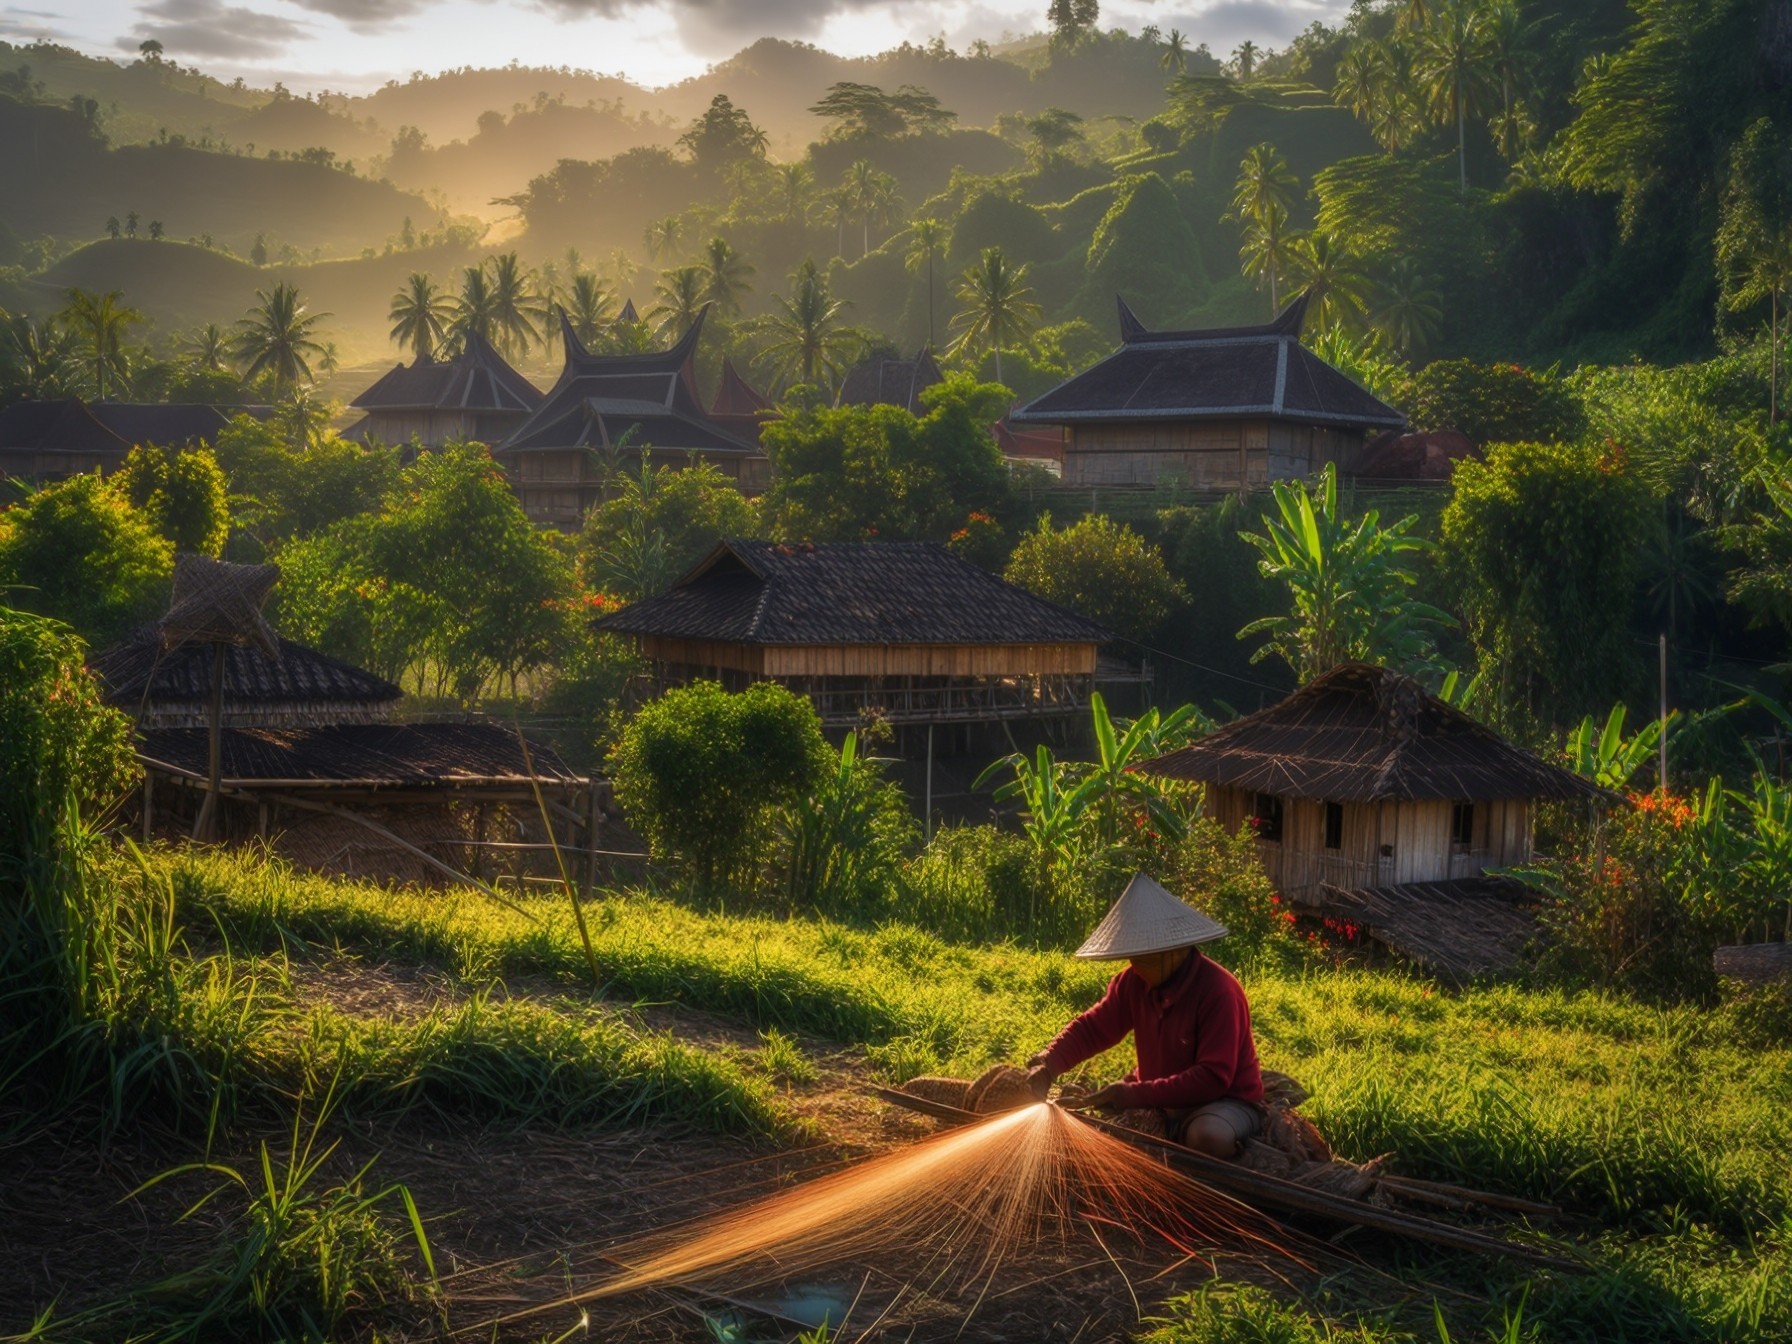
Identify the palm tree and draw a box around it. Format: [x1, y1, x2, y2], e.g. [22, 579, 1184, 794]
[1159, 29, 1189, 74]
[0, 315, 84, 400]
[608, 247, 638, 294]
[816, 188, 853, 260]
[1231, 142, 1298, 227]
[564, 272, 616, 345]
[452, 265, 500, 344]
[949, 246, 1041, 385]
[645, 215, 682, 262]
[60, 288, 143, 398]
[487, 252, 543, 355]
[1286, 232, 1370, 332]
[1333, 41, 1380, 123]
[701, 237, 754, 316]
[1481, 0, 1536, 162]
[905, 218, 949, 349]
[1396, 0, 1432, 32]
[1412, 0, 1495, 193]
[1232, 39, 1259, 81]
[233, 282, 329, 391]
[1725, 225, 1792, 422]
[843, 160, 901, 258]
[759, 261, 856, 389]
[388, 272, 454, 360]
[1239, 201, 1298, 312]
[649, 265, 707, 339]
[184, 322, 230, 370]
[776, 162, 813, 224]
[1373, 259, 1443, 355]
[1368, 43, 1426, 153]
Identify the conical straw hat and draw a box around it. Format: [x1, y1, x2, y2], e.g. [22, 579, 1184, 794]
[1073, 873, 1229, 960]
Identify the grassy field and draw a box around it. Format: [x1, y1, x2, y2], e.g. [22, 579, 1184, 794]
[123, 845, 1792, 1343]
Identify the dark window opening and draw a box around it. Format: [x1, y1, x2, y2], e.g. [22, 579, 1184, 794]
[1451, 802, 1475, 849]
[1324, 801, 1343, 851]
[1252, 793, 1284, 842]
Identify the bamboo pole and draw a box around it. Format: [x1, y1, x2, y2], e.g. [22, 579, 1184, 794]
[192, 642, 226, 842]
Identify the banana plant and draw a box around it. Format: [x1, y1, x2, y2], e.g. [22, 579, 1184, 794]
[1563, 703, 1676, 791]
[1084, 693, 1210, 847]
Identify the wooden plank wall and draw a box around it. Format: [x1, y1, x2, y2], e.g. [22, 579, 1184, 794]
[762, 642, 1098, 677]
[1209, 785, 1534, 901]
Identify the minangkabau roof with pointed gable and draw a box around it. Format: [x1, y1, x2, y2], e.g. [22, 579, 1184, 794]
[1011, 293, 1405, 431]
[1134, 663, 1605, 803]
[350, 329, 543, 414]
[495, 307, 760, 459]
[596, 539, 1113, 647]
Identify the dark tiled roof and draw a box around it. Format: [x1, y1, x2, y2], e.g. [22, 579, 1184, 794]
[597, 540, 1113, 646]
[0, 400, 257, 453]
[350, 329, 542, 413]
[836, 349, 944, 414]
[1136, 663, 1605, 803]
[138, 722, 581, 786]
[93, 627, 401, 710]
[1012, 293, 1405, 430]
[496, 308, 759, 459]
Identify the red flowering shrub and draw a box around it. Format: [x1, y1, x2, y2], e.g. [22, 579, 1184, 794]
[1531, 789, 1725, 1002]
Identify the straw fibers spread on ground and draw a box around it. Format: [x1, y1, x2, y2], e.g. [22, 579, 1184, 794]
[489, 1102, 1308, 1338]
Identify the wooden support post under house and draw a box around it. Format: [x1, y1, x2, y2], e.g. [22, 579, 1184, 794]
[142, 771, 154, 843]
[924, 722, 934, 843]
[192, 642, 226, 842]
[584, 783, 601, 900]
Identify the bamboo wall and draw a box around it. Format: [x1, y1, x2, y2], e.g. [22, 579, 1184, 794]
[1062, 420, 1365, 489]
[637, 638, 1098, 678]
[1209, 785, 1535, 901]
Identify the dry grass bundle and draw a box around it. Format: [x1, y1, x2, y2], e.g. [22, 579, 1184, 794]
[546, 1103, 1301, 1321]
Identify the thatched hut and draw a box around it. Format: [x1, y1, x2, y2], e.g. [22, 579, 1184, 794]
[1135, 663, 1606, 978]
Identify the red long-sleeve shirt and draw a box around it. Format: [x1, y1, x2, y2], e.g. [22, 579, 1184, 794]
[1041, 952, 1263, 1110]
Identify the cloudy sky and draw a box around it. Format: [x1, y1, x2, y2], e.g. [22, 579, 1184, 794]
[15, 0, 1347, 94]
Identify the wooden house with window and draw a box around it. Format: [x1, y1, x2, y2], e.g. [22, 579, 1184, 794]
[345, 329, 542, 451]
[494, 310, 767, 528]
[594, 539, 1115, 730]
[1009, 293, 1405, 489]
[1135, 663, 1606, 979]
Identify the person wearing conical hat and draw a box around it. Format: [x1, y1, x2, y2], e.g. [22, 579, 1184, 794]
[1026, 873, 1265, 1159]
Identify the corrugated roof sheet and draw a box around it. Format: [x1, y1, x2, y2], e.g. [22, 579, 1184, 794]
[1136, 663, 1605, 803]
[597, 539, 1113, 646]
[93, 627, 401, 709]
[349, 330, 542, 413]
[1011, 293, 1405, 430]
[139, 722, 582, 786]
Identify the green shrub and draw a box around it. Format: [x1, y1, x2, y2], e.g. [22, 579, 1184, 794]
[1003, 512, 1189, 641]
[0, 474, 173, 645]
[1401, 358, 1584, 446]
[610, 680, 828, 900]
[783, 731, 918, 920]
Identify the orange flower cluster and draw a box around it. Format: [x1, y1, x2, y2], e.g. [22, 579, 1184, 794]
[1630, 789, 1697, 829]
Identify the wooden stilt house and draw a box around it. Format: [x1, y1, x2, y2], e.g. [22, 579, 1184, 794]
[1009, 293, 1406, 489]
[1135, 663, 1606, 978]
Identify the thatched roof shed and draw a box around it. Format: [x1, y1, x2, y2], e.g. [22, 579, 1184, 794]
[1136, 663, 1603, 803]
[93, 626, 401, 728]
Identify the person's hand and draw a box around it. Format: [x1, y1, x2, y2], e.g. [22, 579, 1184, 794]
[1025, 1050, 1050, 1069]
[1072, 1082, 1126, 1111]
[1026, 1063, 1056, 1100]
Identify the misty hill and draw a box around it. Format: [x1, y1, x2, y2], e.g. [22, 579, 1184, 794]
[384, 98, 678, 215]
[0, 96, 438, 257]
[353, 66, 644, 144]
[222, 90, 384, 160]
[0, 39, 261, 146]
[35, 238, 481, 365]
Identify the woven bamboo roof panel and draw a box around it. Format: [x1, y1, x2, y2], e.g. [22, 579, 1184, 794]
[1011, 292, 1404, 430]
[1136, 663, 1605, 803]
[94, 626, 401, 712]
[138, 723, 581, 787]
[350, 329, 543, 414]
[596, 539, 1113, 646]
[159, 555, 280, 659]
[1309, 877, 1539, 981]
